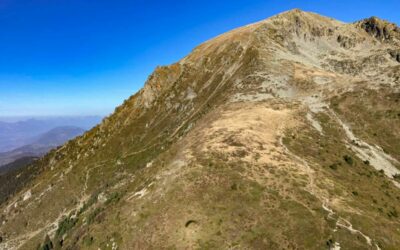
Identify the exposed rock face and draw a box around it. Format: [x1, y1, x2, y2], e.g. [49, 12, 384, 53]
[389, 49, 400, 62]
[1, 9, 400, 250]
[356, 17, 400, 42]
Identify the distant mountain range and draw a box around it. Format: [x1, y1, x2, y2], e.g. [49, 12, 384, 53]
[0, 126, 86, 167]
[0, 116, 101, 153]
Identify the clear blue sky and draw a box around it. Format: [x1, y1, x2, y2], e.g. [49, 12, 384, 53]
[0, 0, 399, 117]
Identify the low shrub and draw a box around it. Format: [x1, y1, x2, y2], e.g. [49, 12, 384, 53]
[343, 155, 353, 165]
[87, 207, 104, 224]
[56, 216, 77, 238]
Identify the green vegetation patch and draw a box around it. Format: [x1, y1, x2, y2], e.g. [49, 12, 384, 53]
[56, 215, 78, 238]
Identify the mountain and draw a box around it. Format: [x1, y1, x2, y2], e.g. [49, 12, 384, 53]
[1, 9, 400, 249]
[0, 126, 86, 167]
[0, 157, 38, 175]
[0, 116, 102, 153]
[0, 157, 39, 205]
[30, 126, 86, 148]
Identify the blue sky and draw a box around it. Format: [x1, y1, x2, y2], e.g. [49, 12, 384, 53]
[0, 0, 399, 117]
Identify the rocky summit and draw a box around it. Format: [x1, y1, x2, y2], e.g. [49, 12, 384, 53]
[1, 9, 400, 250]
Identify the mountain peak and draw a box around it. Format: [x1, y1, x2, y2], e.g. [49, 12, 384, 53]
[283, 8, 304, 14]
[271, 8, 312, 20]
[272, 8, 337, 21]
[266, 8, 344, 36]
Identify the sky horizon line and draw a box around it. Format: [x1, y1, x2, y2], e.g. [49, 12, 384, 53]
[0, 115, 105, 123]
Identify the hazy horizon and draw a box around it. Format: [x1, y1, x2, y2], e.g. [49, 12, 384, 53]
[0, 115, 104, 123]
[0, 115, 102, 152]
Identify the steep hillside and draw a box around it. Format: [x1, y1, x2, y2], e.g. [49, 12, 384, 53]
[0, 157, 39, 205]
[1, 9, 400, 250]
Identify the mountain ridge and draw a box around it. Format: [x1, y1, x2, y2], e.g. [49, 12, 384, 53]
[1, 9, 400, 250]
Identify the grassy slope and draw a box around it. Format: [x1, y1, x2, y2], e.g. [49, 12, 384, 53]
[284, 94, 400, 249]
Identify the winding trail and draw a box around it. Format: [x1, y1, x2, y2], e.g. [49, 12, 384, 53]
[329, 109, 400, 188]
[280, 134, 382, 250]
[321, 200, 381, 250]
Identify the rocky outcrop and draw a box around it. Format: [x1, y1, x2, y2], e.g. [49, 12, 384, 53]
[389, 49, 400, 62]
[336, 35, 357, 48]
[356, 17, 400, 42]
